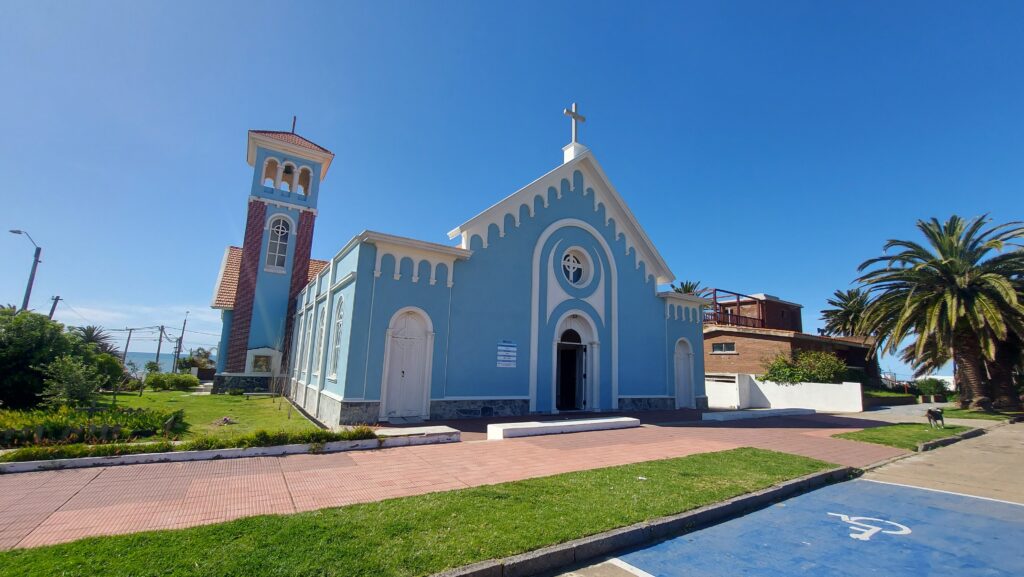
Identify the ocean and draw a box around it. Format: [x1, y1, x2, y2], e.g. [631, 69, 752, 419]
[122, 352, 206, 373]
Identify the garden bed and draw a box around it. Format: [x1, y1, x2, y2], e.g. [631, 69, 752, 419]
[0, 427, 384, 472]
[0, 405, 181, 447]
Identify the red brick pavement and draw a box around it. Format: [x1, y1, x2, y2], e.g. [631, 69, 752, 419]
[0, 415, 904, 550]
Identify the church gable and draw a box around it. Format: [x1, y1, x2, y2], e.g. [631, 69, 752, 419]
[448, 150, 674, 284]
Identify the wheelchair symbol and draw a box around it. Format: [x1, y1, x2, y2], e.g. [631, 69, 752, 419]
[827, 512, 912, 541]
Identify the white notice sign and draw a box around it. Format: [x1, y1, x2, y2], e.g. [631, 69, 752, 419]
[497, 340, 517, 368]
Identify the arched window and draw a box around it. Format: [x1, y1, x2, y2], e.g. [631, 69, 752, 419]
[262, 158, 279, 188]
[301, 312, 313, 379]
[297, 167, 312, 196]
[312, 305, 328, 378]
[281, 163, 296, 192]
[328, 297, 344, 380]
[560, 329, 582, 344]
[562, 251, 585, 285]
[265, 217, 290, 269]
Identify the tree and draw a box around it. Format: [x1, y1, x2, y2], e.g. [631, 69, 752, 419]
[144, 360, 162, 374]
[71, 325, 119, 356]
[40, 355, 109, 407]
[0, 309, 76, 408]
[671, 281, 712, 297]
[857, 215, 1024, 409]
[176, 347, 215, 371]
[821, 288, 870, 337]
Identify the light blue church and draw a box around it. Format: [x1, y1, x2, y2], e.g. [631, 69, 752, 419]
[214, 108, 708, 425]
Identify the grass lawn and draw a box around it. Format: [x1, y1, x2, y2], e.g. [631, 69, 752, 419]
[0, 448, 831, 577]
[99, 391, 317, 439]
[940, 407, 1024, 421]
[833, 423, 970, 451]
[862, 389, 915, 398]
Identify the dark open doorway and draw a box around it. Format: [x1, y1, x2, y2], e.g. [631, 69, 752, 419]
[556, 329, 586, 411]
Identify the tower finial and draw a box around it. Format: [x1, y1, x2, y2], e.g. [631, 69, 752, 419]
[291, 116, 297, 134]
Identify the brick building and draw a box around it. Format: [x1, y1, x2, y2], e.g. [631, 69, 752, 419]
[702, 289, 879, 383]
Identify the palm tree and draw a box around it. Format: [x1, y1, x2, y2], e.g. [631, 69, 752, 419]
[72, 325, 119, 356]
[857, 215, 1024, 408]
[671, 280, 712, 297]
[821, 289, 870, 337]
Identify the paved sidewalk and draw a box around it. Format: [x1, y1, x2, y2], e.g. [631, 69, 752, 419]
[0, 414, 903, 550]
[865, 423, 1024, 503]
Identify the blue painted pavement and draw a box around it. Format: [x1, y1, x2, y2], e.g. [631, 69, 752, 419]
[618, 479, 1024, 577]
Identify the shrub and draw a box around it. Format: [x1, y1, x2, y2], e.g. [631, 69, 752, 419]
[145, 373, 198, 391]
[0, 405, 184, 447]
[762, 351, 848, 385]
[40, 355, 110, 407]
[795, 351, 848, 383]
[167, 373, 201, 391]
[0, 425, 378, 462]
[916, 378, 947, 396]
[0, 310, 77, 408]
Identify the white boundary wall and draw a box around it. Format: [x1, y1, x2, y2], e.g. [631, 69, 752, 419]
[705, 373, 863, 413]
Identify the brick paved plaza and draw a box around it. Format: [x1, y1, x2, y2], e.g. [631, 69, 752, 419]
[0, 415, 904, 550]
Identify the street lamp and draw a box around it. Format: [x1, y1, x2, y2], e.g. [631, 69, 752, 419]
[9, 230, 41, 312]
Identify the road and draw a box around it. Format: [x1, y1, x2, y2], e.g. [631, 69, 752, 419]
[555, 423, 1023, 577]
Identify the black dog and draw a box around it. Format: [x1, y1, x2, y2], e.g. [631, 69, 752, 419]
[926, 408, 945, 429]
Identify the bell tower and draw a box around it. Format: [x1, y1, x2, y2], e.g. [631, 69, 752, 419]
[217, 126, 334, 377]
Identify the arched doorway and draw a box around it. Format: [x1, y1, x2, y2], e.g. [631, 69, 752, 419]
[380, 308, 433, 420]
[551, 312, 599, 412]
[556, 329, 586, 411]
[674, 339, 693, 409]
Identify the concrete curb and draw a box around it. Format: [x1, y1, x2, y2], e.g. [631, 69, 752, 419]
[0, 428, 460, 474]
[432, 466, 857, 577]
[916, 427, 985, 452]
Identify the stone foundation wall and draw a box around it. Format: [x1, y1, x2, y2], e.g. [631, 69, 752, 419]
[617, 397, 675, 412]
[316, 393, 342, 426]
[338, 402, 381, 425]
[212, 375, 270, 394]
[301, 386, 318, 415]
[429, 399, 530, 420]
[695, 395, 709, 410]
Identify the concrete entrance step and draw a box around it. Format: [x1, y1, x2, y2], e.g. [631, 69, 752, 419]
[386, 416, 425, 424]
[487, 417, 641, 440]
[702, 408, 816, 422]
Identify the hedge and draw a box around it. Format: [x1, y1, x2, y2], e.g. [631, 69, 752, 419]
[0, 405, 182, 447]
[0, 426, 378, 463]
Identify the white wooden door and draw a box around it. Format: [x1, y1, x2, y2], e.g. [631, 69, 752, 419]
[384, 312, 428, 418]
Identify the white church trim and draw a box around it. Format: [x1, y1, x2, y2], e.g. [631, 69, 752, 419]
[530, 218, 619, 412]
[447, 151, 674, 284]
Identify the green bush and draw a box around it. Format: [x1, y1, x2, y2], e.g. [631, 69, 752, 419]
[0, 426, 378, 462]
[0, 405, 183, 447]
[40, 355, 110, 408]
[145, 373, 198, 391]
[916, 378, 947, 396]
[762, 351, 848, 385]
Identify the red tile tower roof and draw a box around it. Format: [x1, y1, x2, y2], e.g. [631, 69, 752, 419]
[212, 246, 327, 310]
[248, 130, 332, 155]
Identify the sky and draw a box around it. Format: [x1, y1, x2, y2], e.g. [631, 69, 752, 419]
[2, 1, 1022, 376]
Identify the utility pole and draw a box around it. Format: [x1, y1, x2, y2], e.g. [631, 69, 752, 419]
[48, 296, 61, 319]
[9, 230, 41, 312]
[122, 328, 133, 363]
[147, 325, 165, 396]
[172, 311, 189, 373]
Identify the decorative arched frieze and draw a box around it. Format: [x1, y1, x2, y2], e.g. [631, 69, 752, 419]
[364, 231, 471, 289]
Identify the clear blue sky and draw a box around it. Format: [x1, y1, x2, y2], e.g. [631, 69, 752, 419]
[2, 1, 1021, 377]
